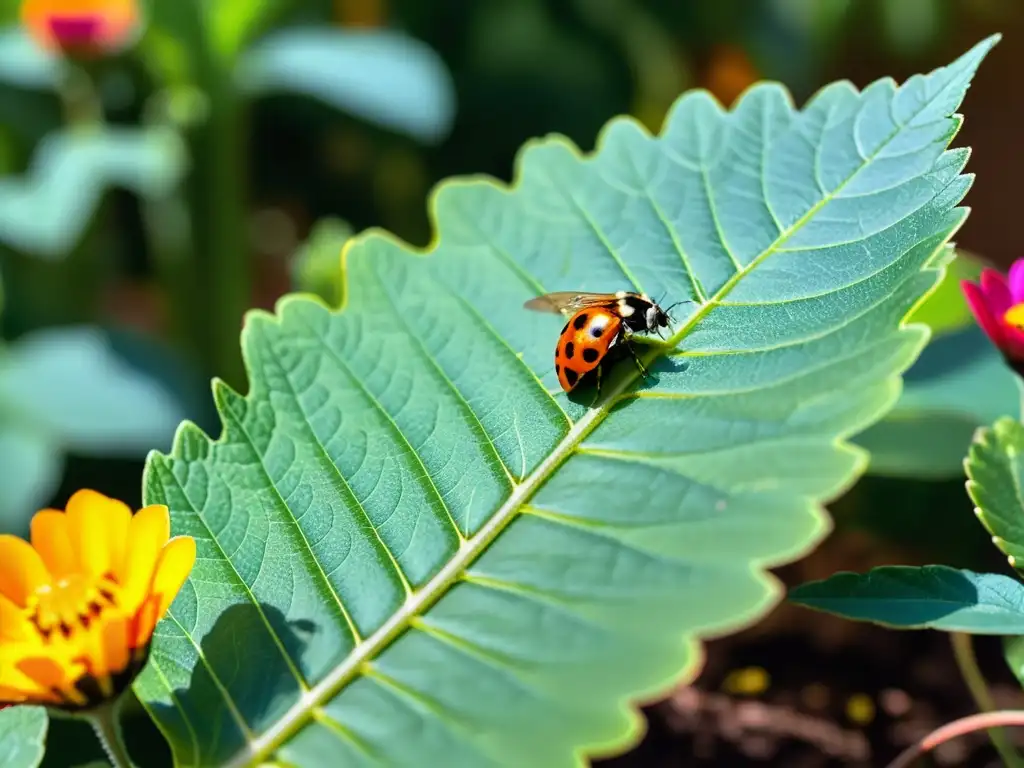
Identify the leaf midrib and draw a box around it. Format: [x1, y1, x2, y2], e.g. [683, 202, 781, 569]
[221, 84, 951, 767]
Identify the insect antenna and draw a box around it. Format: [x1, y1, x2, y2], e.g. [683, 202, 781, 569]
[662, 298, 694, 323]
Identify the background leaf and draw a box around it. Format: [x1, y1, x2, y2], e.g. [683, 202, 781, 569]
[967, 417, 1024, 568]
[289, 217, 352, 308]
[0, 706, 47, 768]
[235, 28, 457, 144]
[0, 427, 60, 530]
[0, 327, 186, 531]
[1004, 635, 1024, 688]
[204, 0, 289, 59]
[0, 127, 188, 258]
[0, 27, 63, 91]
[135, 38, 994, 767]
[0, 327, 186, 455]
[790, 565, 1024, 633]
[855, 251, 1019, 478]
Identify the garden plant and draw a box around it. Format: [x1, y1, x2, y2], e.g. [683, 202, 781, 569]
[1, 1, 1023, 767]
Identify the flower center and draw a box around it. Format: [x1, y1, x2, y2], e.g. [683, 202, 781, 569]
[47, 15, 105, 48]
[1005, 304, 1024, 330]
[26, 574, 118, 641]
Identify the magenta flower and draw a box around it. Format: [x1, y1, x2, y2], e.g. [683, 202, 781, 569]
[961, 261, 1024, 367]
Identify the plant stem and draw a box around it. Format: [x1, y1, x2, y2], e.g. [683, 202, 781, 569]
[1015, 372, 1024, 422]
[83, 699, 134, 768]
[161, 4, 250, 390]
[950, 632, 1024, 766]
[187, 72, 248, 389]
[885, 710, 1024, 768]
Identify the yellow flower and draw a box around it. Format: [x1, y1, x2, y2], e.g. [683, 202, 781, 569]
[0, 490, 194, 709]
[21, 0, 140, 57]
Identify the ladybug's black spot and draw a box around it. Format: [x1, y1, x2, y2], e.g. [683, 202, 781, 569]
[555, 364, 561, 375]
[582, 347, 600, 364]
[573, 313, 589, 330]
[590, 324, 603, 338]
[564, 368, 579, 387]
[564, 341, 575, 359]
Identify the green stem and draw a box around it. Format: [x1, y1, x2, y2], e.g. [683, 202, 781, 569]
[950, 632, 1024, 766]
[187, 73, 248, 389]
[158, 4, 249, 389]
[83, 699, 134, 768]
[1015, 372, 1024, 423]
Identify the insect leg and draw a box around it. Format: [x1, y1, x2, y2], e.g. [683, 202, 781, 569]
[627, 341, 649, 378]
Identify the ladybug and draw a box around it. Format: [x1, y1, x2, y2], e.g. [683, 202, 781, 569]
[523, 290, 677, 393]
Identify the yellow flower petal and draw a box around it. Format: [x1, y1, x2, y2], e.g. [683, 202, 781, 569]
[132, 596, 159, 650]
[0, 536, 50, 607]
[120, 504, 170, 614]
[100, 616, 130, 680]
[0, 649, 57, 705]
[0, 595, 33, 642]
[132, 536, 195, 647]
[30, 510, 76, 579]
[152, 536, 195, 618]
[16, 655, 85, 707]
[66, 489, 131, 580]
[104, 499, 132, 581]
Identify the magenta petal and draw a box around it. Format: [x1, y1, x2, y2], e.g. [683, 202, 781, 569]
[1009, 260, 1024, 303]
[962, 280, 1005, 346]
[48, 16, 104, 47]
[980, 268, 1013, 316]
[1003, 324, 1024, 360]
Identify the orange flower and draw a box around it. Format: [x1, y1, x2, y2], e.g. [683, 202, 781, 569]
[20, 0, 140, 57]
[0, 490, 194, 709]
[704, 45, 760, 108]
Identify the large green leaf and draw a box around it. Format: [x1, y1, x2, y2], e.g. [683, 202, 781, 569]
[967, 417, 1024, 568]
[134, 38, 995, 767]
[789, 565, 1024, 633]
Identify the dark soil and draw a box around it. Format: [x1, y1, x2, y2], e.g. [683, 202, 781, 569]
[600, 626, 1021, 768]
[597, 528, 1024, 768]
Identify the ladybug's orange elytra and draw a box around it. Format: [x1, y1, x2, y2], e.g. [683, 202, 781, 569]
[524, 290, 677, 393]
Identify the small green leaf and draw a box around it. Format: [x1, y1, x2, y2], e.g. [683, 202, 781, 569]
[0, 127, 188, 257]
[1003, 635, 1024, 688]
[967, 417, 1024, 567]
[205, 0, 289, 59]
[790, 565, 1024, 633]
[0, 327, 185, 455]
[0, 706, 47, 768]
[136, 37, 996, 767]
[236, 29, 456, 143]
[904, 249, 983, 337]
[290, 217, 353, 308]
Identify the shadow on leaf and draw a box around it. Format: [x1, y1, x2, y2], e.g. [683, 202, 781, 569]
[146, 603, 315, 766]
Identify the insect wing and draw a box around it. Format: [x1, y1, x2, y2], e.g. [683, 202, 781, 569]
[523, 291, 619, 314]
